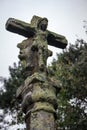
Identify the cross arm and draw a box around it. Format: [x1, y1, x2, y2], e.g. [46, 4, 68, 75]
[47, 30, 68, 49]
[5, 18, 36, 38]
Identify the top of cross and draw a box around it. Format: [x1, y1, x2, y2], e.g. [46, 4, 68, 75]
[5, 15, 68, 49]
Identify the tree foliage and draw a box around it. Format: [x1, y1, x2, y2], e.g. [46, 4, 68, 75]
[0, 62, 25, 109]
[49, 39, 87, 130]
[0, 62, 26, 129]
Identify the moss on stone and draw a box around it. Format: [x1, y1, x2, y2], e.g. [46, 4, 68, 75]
[31, 102, 55, 113]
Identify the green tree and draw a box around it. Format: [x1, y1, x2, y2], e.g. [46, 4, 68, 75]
[49, 39, 87, 130]
[0, 62, 25, 129]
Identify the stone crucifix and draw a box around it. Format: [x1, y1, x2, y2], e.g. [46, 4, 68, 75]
[6, 15, 67, 130]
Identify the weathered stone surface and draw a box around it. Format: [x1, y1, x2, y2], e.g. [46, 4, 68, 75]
[6, 15, 68, 49]
[5, 18, 35, 37]
[26, 110, 56, 130]
[17, 38, 39, 76]
[6, 15, 68, 130]
[17, 72, 58, 113]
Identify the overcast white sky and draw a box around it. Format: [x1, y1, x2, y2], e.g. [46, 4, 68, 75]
[0, 0, 87, 78]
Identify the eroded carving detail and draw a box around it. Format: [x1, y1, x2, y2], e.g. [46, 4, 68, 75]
[6, 15, 68, 130]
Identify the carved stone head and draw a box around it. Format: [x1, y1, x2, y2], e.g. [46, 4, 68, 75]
[37, 18, 48, 31]
[31, 15, 48, 31]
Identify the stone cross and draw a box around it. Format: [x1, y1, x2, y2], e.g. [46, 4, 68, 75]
[5, 15, 68, 130]
[6, 15, 67, 49]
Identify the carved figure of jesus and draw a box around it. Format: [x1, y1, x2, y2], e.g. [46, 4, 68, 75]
[31, 18, 52, 71]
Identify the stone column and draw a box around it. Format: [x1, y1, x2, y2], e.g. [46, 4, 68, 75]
[17, 72, 59, 130]
[6, 15, 67, 130]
